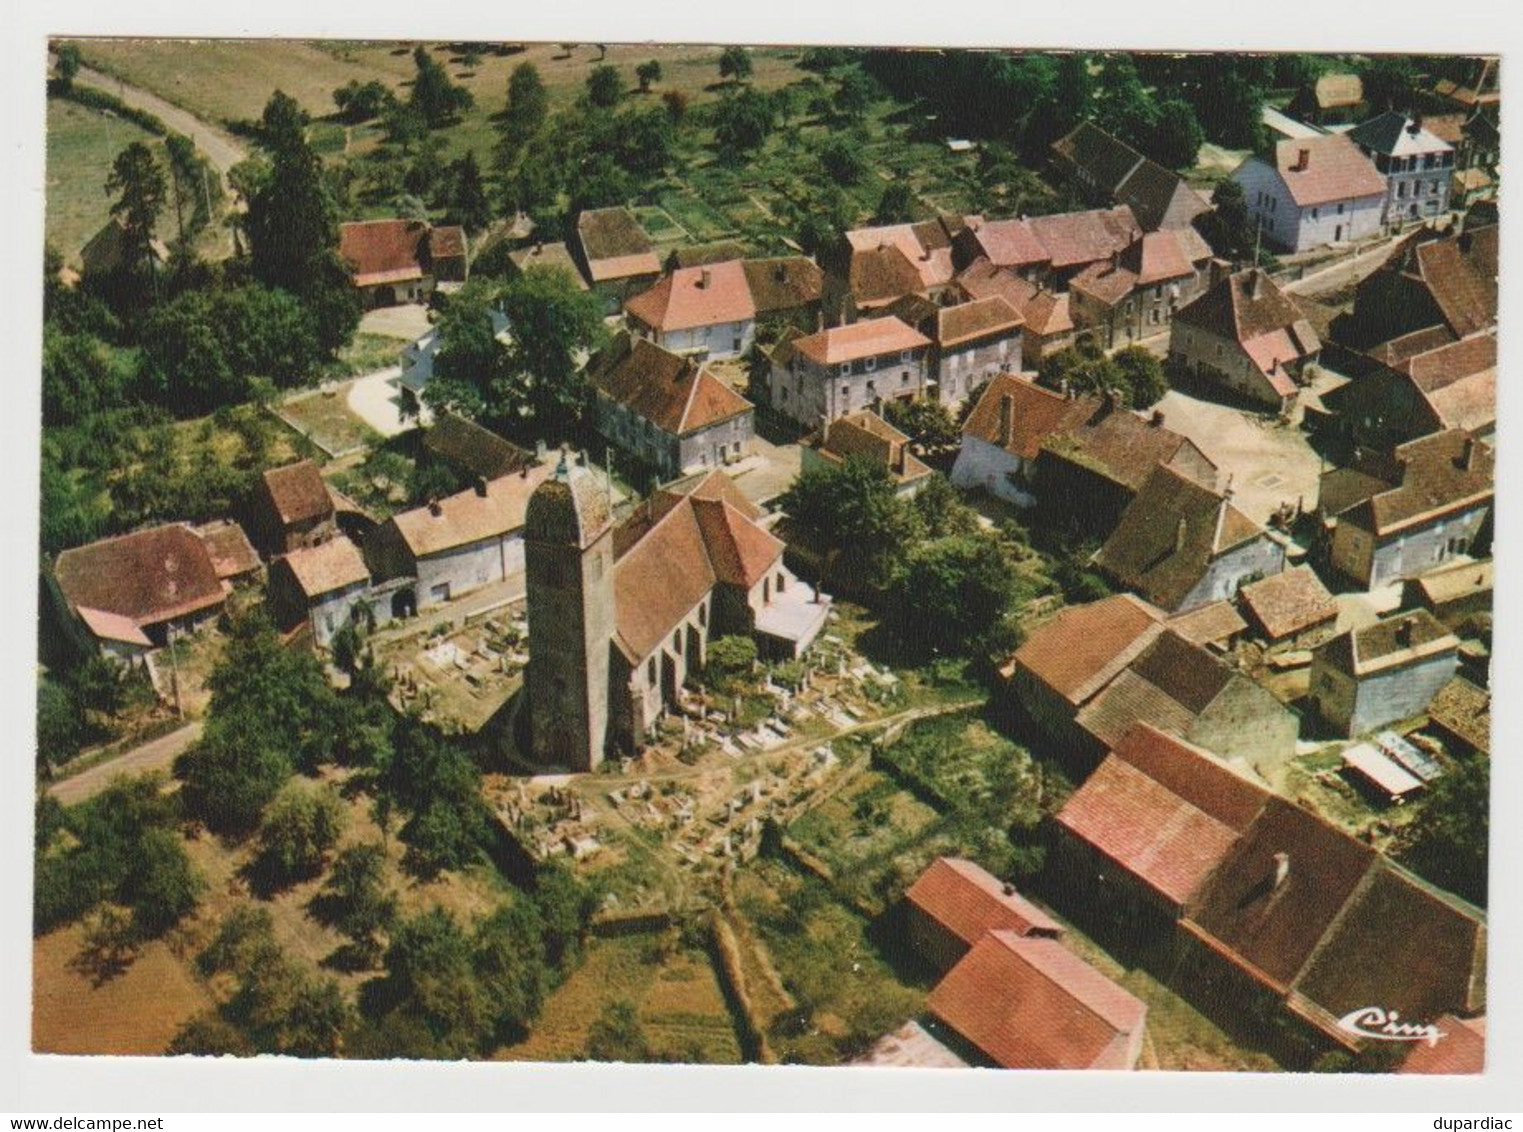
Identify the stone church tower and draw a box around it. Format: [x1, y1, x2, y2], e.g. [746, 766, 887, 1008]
[524, 454, 617, 772]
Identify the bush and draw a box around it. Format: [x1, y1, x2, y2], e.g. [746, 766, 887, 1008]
[255, 784, 347, 887]
[584, 1000, 650, 1063]
[123, 827, 203, 936]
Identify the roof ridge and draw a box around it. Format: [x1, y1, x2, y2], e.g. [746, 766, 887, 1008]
[675, 362, 706, 433]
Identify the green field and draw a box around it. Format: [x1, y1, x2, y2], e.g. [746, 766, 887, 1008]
[45, 97, 163, 264]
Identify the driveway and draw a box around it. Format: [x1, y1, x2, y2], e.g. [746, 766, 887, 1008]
[1151, 390, 1324, 525]
[347, 367, 430, 438]
[48, 721, 203, 808]
[360, 303, 433, 342]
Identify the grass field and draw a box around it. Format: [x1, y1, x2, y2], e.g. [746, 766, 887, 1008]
[275, 384, 383, 457]
[496, 931, 744, 1064]
[45, 96, 162, 264]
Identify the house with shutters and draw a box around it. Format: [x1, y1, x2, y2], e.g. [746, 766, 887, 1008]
[887, 294, 1025, 412]
[1348, 113, 1456, 229]
[767, 316, 931, 430]
[1093, 465, 1288, 614]
[1232, 135, 1385, 252]
[1322, 430, 1493, 589]
[1309, 610, 1461, 737]
[588, 333, 754, 480]
[338, 219, 466, 308]
[1068, 227, 1218, 349]
[1169, 269, 1321, 413]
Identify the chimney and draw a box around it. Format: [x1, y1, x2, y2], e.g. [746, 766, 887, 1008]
[1110, 249, 1120, 272]
[1396, 617, 1414, 648]
[998, 393, 1015, 449]
[699, 267, 712, 289]
[1408, 114, 1423, 135]
[1175, 516, 1188, 554]
[428, 498, 443, 517]
[1001, 882, 1016, 896]
[474, 476, 489, 497]
[1272, 852, 1290, 890]
[1249, 270, 1264, 301]
[1150, 408, 1165, 427]
[1461, 436, 1479, 471]
[1293, 147, 1310, 172]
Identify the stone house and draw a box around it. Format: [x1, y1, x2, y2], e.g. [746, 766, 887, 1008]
[800, 410, 934, 498]
[624, 259, 757, 360]
[1322, 430, 1493, 590]
[1237, 565, 1340, 650]
[365, 463, 556, 612]
[954, 260, 1075, 361]
[79, 216, 170, 280]
[249, 461, 336, 557]
[1050, 121, 1211, 232]
[1329, 333, 1496, 451]
[524, 463, 829, 771]
[741, 257, 824, 338]
[1348, 113, 1456, 229]
[950, 375, 1089, 507]
[1403, 558, 1492, 631]
[1169, 269, 1321, 413]
[507, 240, 590, 291]
[588, 334, 755, 480]
[838, 216, 963, 316]
[1309, 609, 1460, 737]
[573, 207, 662, 315]
[268, 536, 389, 648]
[1231, 135, 1385, 252]
[903, 857, 1062, 975]
[767, 316, 931, 430]
[889, 293, 1025, 412]
[1069, 228, 1218, 349]
[1339, 223, 1497, 352]
[1094, 466, 1288, 614]
[338, 219, 466, 308]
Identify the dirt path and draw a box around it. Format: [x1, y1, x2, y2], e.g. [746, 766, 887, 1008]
[71, 64, 247, 183]
[48, 721, 203, 807]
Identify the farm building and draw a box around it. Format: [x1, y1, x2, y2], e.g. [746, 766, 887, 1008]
[338, 219, 466, 307]
[1309, 609, 1460, 738]
[904, 857, 1062, 974]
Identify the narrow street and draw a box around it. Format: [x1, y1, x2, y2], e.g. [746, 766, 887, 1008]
[70, 64, 247, 184]
[47, 721, 204, 808]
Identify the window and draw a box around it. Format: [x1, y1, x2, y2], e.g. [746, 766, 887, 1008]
[1337, 202, 1345, 215]
[1431, 180, 1441, 195]
[900, 350, 913, 363]
[1311, 206, 1319, 220]
[864, 355, 877, 371]
[841, 384, 850, 398]
[1397, 181, 1408, 198]
[647, 657, 656, 682]
[901, 371, 910, 385]
[838, 363, 851, 377]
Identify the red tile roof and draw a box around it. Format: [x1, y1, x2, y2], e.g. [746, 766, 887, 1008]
[928, 931, 1146, 1070]
[1238, 565, 1338, 641]
[590, 334, 754, 436]
[280, 537, 370, 598]
[1027, 207, 1141, 270]
[906, 857, 1063, 947]
[960, 375, 1094, 461]
[1270, 135, 1386, 208]
[624, 260, 757, 333]
[808, 411, 933, 487]
[1057, 723, 1270, 907]
[845, 221, 957, 290]
[1401, 1015, 1485, 1075]
[962, 217, 1050, 269]
[1166, 601, 1248, 647]
[55, 525, 225, 631]
[389, 464, 557, 558]
[75, 607, 152, 648]
[789, 316, 930, 367]
[1006, 593, 1165, 705]
[193, 520, 261, 581]
[936, 296, 1023, 348]
[261, 461, 335, 528]
[339, 220, 461, 287]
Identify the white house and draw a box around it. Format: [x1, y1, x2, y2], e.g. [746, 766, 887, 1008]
[1347, 112, 1456, 229]
[768, 316, 931, 430]
[624, 260, 758, 360]
[1231, 135, 1386, 252]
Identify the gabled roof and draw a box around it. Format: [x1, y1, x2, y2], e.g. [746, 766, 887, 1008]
[424, 413, 533, 480]
[1411, 557, 1492, 609]
[741, 257, 823, 314]
[960, 374, 1095, 461]
[1027, 206, 1142, 270]
[193, 520, 261, 582]
[260, 461, 334, 528]
[1039, 397, 1215, 493]
[844, 219, 958, 290]
[389, 464, 557, 558]
[807, 410, 932, 487]
[1312, 608, 1459, 680]
[280, 536, 370, 599]
[1056, 723, 1271, 907]
[1052, 121, 1146, 196]
[928, 931, 1146, 1070]
[1115, 159, 1211, 232]
[508, 241, 589, 290]
[906, 857, 1062, 946]
[1309, 73, 1364, 111]
[55, 525, 225, 630]
[624, 260, 756, 333]
[1166, 601, 1248, 648]
[589, 334, 753, 437]
[689, 496, 784, 589]
[75, 607, 153, 648]
[1006, 593, 1165, 705]
[960, 217, 1050, 269]
[936, 296, 1023, 348]
[339, 220, 461, 287]
[1238, 565, 1338, 641]
[1412, 227, 1498, 339]
[1338, 429, 1493, 537]
[848, 244, 929, 307]
[789, 316, 930, 367]
[670, 240, 751, 269]
[1265, 135, 1386, 207]
[575, 208, 660, 281]
[1349, 112, 1454, 158]
[79, 215, 170, 276]
[1175, 269, 1317, 349]
[1094, 465, 1267, 611]
[1425, 676, 1490, 756]
[1074, 629, 1242, 750]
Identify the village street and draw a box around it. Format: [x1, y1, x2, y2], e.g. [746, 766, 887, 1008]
[47, 721, 204, 807]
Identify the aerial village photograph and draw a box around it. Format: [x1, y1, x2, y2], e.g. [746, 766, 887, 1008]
[29, 33, 1497, 1082]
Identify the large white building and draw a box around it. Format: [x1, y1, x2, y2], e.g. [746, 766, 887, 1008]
[1347, 112, 1456, 229]
[768, 316, 931, 429]
[1231, 135, 1385, 253]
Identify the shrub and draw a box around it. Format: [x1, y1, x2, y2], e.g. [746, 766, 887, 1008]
[255, 784, 347, 887]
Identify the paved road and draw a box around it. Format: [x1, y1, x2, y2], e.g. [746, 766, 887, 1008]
[71, 64, 247, 183]
[47, 721, 203, 808]
[1285, 233, 1405, 298]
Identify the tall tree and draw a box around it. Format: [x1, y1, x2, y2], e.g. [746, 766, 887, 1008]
[497, 62, 549, 163]
[718, 46, 753, 85]
[446, 150, 492, 232]
[1150, 97, 1204, 171]
[163, 133, 199, 250]
[585, 64, 624, 109]
[409, 45, 473, 126]
[105, 142, 167, 279]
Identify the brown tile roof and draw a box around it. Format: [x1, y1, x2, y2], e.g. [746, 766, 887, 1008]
[845, 221, 957, 290]
[936, 296, 1023, 348]
[956, 257, 1039, 309]
[1175, 269, 1318, 350]
[576, 208, 660, 281]
[961, 374, 1092, 461]
[809, 410, 932, 486]
[1056, 724, 1270, 907]
[689, 496, 784, 589]
[1070, 259, 1139, 306]
[1421, 113, 1469, 146]
[339, 220, 436, 287]
[55, 525, 225, 630]
[789, 316, 930, 367]
[671, 240, 751, 269]
[1074, 629, 1250, 750]
[1184, 797, 1379, 993]
[906, 857, 1062, 946]
[741, 257, 823, 314]
[1052, 121, 1145, 197]
[389, 464, 557, 558]
[1313, 609, 1459, 680]
[1413, 227, 1498, 338]
[1366, 325, 1460, 368]
[261, 461, 334, 528]
[1341, 430, 1493, 537]
[961, 217, 1050, 269]
[1239, 565, 1338, 641]
[1166, 601, 1247, 647]
[1412, 558, 1493, 610]
[1024, 289, 1074, 336]
[1027, 207, 1141, 271]
[1115, 159, 1212, 232]
[508, 241, 589, 290]
[192, 521, 261, 581]
[76, 606, 154, 647]
[624, 260, 756, 333]
[428, 225, 466, 260]
[1311, 73, 1364, 110]
[424, 413, 533, 480]
[928, 931, 1146, 1070]
[1425, 676, 1490, 756]
[1095, 466, 1267, 612]
[1006, 593, 1164, 704]
[280, 536, 370, 598]
[1129, 228, 1210, 283]
[1039, 398, 1215, 493]
[1401, 1014, 1485, 1075]
[1075, 666, 1198, 749]
[848, 244, 929, 307]
[1270, 135, 1386, 208]
[590, 334, 753, 436]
